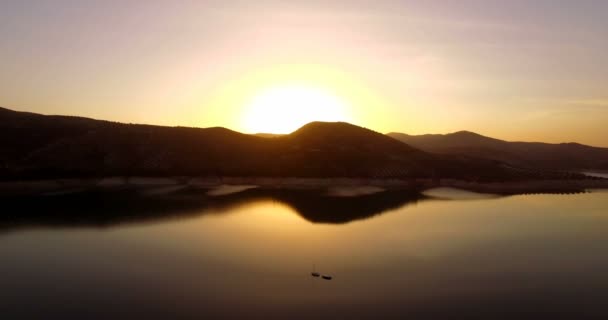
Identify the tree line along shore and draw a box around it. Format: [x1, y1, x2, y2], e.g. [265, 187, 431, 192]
[1, 176, 606, 197]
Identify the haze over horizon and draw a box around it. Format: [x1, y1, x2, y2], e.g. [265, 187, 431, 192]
[1, 1, 607, 146]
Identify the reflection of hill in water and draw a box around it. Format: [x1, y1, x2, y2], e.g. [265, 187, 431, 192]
[0, 188, 427, 232]
[275, 190, 424, 223]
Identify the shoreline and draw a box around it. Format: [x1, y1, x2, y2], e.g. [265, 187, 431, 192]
[1, 176, 607, 197]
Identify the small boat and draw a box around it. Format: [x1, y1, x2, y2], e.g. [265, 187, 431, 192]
[311, 264, 320, 277]
[321, 275, 333, 280]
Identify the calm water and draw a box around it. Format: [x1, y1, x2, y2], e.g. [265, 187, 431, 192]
[1, 188, 608, 319]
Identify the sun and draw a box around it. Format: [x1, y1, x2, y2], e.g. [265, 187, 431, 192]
[241, 85, 352, 134]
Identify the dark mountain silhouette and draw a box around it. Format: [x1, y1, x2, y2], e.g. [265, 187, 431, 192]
[0, 107, 588, 181]
[388, 131, 608, 171]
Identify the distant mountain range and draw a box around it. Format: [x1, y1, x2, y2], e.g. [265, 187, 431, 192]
[0, 107, 601, 182]
[388, 131, 608, 171]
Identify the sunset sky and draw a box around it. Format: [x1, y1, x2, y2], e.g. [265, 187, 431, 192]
[1, 1, 607, 146]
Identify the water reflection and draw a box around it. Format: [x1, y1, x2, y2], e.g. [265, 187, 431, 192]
[0, 188, 427, 231]
[1, 189, 608, 319]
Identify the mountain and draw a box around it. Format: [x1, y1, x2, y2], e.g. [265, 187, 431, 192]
[388, 131, 608, 171]
[0, 107, 585, 181]
[0, 107, 442, 179]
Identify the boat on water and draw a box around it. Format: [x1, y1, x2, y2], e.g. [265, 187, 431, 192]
[311, 264, 332, 279]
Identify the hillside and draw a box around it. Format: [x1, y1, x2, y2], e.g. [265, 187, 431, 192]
[388, 131, 608, 171]
[0, 107, 586, 181]
[0, 107, 430, 179]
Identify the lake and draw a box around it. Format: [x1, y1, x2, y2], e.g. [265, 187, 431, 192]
[1, 188, 608, 319]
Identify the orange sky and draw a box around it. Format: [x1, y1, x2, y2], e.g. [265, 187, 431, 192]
[1, 1, 607, 146]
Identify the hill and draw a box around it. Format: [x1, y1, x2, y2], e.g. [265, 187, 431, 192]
[388, 131, 608, 171]
[0, 107, 587, 181]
